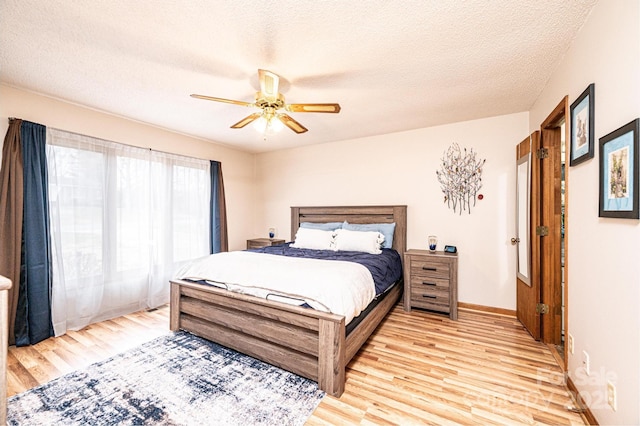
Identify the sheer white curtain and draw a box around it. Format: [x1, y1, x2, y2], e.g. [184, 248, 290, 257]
[46, 129, 210, 335]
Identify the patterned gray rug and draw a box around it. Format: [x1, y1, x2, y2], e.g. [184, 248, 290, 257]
[7, 331, 324, 425]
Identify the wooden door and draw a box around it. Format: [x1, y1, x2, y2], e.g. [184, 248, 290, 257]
[517, 97, 568, 347]
[516, 132, 541, 340]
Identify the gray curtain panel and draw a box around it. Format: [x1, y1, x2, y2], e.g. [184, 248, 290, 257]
[210, 160, 228, 253]
[14, 120, 54, 346]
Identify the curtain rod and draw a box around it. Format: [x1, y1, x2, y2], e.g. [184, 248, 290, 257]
[49, 126, 215, 163]
[6, 117, 218, 164]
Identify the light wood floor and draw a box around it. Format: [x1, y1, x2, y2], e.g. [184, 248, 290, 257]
[6, 307, 170, 397]
[6, 305, 586, 425]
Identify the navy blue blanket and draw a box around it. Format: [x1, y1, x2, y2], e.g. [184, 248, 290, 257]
[247, 243, 403, 295]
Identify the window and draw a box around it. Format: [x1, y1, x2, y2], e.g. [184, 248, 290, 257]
[47, 129, 210, 335]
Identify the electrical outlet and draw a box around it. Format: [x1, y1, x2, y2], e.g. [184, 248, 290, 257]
[582, 350, 590, 376]
[607, 381, 617, 411]
[568, 334, 574, 355]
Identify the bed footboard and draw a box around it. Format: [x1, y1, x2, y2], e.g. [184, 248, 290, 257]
[170, 279, 346, 396]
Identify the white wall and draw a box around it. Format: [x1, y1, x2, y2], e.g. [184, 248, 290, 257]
[0, 84, 256, 251]
[256, 112, 528, 311]
[529, 1, 640, 424]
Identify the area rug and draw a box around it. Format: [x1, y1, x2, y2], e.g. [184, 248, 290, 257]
[7, 331, 325, 425]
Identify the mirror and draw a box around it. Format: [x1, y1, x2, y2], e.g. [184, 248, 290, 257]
[516, 153, 531, 285]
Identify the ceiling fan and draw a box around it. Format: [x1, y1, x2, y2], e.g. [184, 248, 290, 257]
[191, 69, 341, 134]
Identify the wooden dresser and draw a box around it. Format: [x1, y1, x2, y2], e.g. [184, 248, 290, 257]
[246, 238, 286, 249]
[0, 275, 12, 425]
[403, 249, 458, 320]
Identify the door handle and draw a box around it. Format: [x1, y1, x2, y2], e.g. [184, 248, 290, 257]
[510, 237, 520, 245]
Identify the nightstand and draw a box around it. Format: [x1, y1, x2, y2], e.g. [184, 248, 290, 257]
[246, 238, 286, 249]
[403, 249, 458, 320]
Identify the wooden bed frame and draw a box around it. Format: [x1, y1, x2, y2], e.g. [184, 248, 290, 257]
[170, 205, 407, 397]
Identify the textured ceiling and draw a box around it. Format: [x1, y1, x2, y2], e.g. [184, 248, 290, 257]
[0, 0, 596, 153]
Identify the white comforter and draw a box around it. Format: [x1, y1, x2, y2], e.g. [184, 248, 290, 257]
[174, 251, 376, 325]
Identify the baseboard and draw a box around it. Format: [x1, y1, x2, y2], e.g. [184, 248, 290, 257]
[547, 343, 566, 372]
[457, 302, 516, 317]
[567, 376, 599, 425]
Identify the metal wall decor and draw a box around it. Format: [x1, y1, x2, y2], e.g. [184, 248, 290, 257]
[436, 143, 486, 214]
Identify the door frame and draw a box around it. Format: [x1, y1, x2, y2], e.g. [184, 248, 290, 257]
[539, 96, 570, 369]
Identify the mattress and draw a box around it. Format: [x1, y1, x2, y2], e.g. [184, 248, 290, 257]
[175, 243, 403, 326]
[248, 243, 403, 296]
[250, 243, 404, 334]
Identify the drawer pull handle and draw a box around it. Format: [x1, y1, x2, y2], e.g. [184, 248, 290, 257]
[422, 295, 437, 299]
[422, 267, 437, 271]
[422, 281, 436, 286]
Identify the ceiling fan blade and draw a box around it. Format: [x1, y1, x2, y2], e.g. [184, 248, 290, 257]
[258, 69, 280, 101]
[231, 113, 262, 129]
[191, 94, 254, 108]
[277, 113, 308, 134]
[286, 103, 341, 113]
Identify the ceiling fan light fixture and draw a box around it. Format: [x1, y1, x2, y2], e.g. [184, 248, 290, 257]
[270, 115, 285, 132]
[253, 111, 284, 134]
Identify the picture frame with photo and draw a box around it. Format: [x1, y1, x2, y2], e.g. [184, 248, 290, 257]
[599, 118, 639, 219]
[570, 83, 595, 166]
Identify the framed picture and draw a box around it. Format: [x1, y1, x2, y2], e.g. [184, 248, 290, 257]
[599, 119, 639, 219]
[570, 83, 595, 166]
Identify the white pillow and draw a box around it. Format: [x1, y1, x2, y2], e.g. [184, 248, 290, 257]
[334, 228, 384, 254]
[290, 227, 336, 250]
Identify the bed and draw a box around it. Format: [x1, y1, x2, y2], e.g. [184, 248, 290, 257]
[169, 205, 407, 397]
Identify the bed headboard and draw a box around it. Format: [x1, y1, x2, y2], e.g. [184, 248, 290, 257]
[291, 205, 407, 254]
